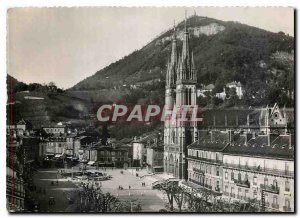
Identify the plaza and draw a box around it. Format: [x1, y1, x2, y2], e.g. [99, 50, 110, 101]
[29, 167, 168, 212]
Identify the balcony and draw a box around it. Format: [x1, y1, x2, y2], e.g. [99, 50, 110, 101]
[193, 167, 205, 175]
[260, 184, 280, 194]
[204, 184, 212, 190]
[283, 206, 292, 212]
[190, 179, 204, 186]
[271, 203, 279, 209]
[235, 179, 250, 188]
[188, 155, 223, 164]
[215, 187, 221, 192]
[223, 163, 293, 177]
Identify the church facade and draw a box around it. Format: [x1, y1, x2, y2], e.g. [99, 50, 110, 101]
[163, 19, 199, 180]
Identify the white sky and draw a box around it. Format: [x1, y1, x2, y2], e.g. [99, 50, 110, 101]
[7, 7, 294, 89]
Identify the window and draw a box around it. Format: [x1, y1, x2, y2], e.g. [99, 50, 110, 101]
[245, 174, 248, 182]
[253, 190, 257, 199]
[231, 171, 235, 181]
[225, 171, 228, 180]
[264, 177, 268, 186]
[216, 180, 220, 189]
[285, 180, 290, 192]
[285, 198, 290, 208]
[273, 196, 278, 205]
[216, 167, 220, 176]
[245, 189, 249, 199]
[225, 185, 228, 193]
[273, 180, 278, 188]
[265, 193, 268, 203]
[253, 175, 257, 185]
[238, 173, 242, 182]
[231, 186, 234, 194]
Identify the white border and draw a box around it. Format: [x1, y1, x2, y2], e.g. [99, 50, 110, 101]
[0, 1, 298, 218]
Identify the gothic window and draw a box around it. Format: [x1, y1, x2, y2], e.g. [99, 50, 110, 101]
[172, 130, 175, 144]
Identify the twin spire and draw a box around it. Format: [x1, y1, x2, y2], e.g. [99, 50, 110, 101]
[166, 14, 197, 88]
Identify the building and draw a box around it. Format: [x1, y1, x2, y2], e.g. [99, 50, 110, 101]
[259, 103, 294, 135]
[78, 143, 131, 168]
[132, 137, 147, 167]
[186, 130, 230, 196]
[215, 81, 244, 100]
[164, 17, 198, 179]
[197, 84, 215, 97]
[7, 119, 33, 137]
[45, 136, 67, 159]
[146, 134, 164, 173]
[222, 133, 294, 212]
[42, 124, 66, 135]
[185, 128, 294, 212]
[6, 167, 25, 212]
[226, 81, 243, 99]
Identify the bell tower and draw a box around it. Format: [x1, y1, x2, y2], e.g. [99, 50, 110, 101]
[164, 14, 198, 180]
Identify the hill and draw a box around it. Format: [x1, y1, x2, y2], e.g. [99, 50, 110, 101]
[69, 15, 294, 107]
[7, 75, 91, 127]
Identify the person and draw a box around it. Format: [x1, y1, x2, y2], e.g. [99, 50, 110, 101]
[129, 185, 131, 190]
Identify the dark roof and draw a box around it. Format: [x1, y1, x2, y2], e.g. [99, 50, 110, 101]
[199, 109, 258, 128]
[188, 130, 229, 151]
[223, 134, 294, 160]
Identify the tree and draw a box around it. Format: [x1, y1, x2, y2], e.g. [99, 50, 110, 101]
[153, 181, 176, 211]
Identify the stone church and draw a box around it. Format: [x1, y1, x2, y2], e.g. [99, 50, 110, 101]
[163, 18, 199, 180]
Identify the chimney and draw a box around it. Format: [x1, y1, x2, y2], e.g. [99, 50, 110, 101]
[252, 132, 256, 139]
[227, 129, 234, 145]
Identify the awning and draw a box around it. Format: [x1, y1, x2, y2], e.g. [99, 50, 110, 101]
[87, 161, 95, 165]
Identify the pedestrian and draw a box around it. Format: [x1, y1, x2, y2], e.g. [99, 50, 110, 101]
[129, 185, 131, 190]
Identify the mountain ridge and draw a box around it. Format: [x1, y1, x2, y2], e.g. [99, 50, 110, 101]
[68, 15, 294, 107]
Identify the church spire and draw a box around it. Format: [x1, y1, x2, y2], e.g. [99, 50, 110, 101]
[170, 20, 177, 67]
[166, 20, 178, 88]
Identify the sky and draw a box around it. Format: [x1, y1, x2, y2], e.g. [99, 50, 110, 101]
[7, 7, 294, 89]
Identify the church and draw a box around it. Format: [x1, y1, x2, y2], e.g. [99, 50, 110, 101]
[163, 17, 199, 180]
